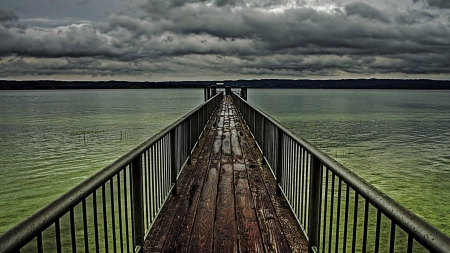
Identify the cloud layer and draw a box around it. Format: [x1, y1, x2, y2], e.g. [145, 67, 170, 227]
[1, 0, 450, 80]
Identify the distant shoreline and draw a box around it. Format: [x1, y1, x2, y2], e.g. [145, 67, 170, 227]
[1, 79, 450, 90]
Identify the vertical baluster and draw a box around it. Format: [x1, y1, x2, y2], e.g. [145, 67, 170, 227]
[93, 191, 100, 253]
[335, 179, 342, 253]
[299, 147, 305, 223]
[146, 149, 152, 223]
[158, 139, 163, 205]
[102, 185, 109, 253]
[362, 200, 369, 253]
[351, 192, 359, 253]
[317, 162, 324, 251]
[276, 129, 283, 196]
[158, 140, 162, 208]
[37, 232, 43, 253]
[374, 209, 381, 253]
[288, 139, 293, 202]
[55, 219, 62, 253]
[167, 134, 171, 195]
[110, 178, 117, 253]
[143, 151, 149, 226]
[124, 168, 130, 253]
[149, 146, 154, 219]
[152, 146, 157, 217]
[343, 185, 350, 253]
[171, 129, 177, 195]
[117, 172, 124, 253]
[294, 143, 299, 215]
[131, 155, 144, 251]
[322, 168, 330, 253]
[262, 117, 266, 158]
[328, 173, 335, 253]
[308, 155, 323, 253]
[188, 117, 192, 165]
[70, 208, 77, 253]
[407, 234, 414, 253]
[389, 221, 396, 253]
[82, 199, 89, 253]
[304, 153, 310, 229]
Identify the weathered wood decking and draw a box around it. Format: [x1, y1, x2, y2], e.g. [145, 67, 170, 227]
[143, 96, 308, 252]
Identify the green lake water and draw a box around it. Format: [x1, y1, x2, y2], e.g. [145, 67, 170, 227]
[248, 89, 450, 236]
[0, 89, 203, 234]
[1, 88, 449, 241]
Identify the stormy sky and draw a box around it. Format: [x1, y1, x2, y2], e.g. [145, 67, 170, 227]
[0, 0, 449, 81]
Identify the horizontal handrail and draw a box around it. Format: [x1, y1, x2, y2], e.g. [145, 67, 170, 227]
[231, 91, 450, 253]
[0, 91, 223, 253]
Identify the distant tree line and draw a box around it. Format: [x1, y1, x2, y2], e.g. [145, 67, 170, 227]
[1, 79, 449, 90]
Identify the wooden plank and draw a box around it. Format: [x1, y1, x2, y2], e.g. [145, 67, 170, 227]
[189, 159, 220, 252]
[259, 161, 310, 253]
[214, 162, 238, 253]
[231, 129, 242, 158]
[240, 139, 292, 253]
[234, 166, 264, 253]
[144, 133, 207, 252]
[161, 109, 219, 252]
[211, 115, 224, 160]
[234, 103, 308, 253]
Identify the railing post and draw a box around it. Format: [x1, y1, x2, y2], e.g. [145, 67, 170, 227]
[171, 129, 177, 195]
[308, 156, 323, 253]
[276, 128, 283, 196]
[241, 87, 247, 100]
[188, 117, 192, 165]
[261, 116, 265, 153]
[131, 156, 144, 252]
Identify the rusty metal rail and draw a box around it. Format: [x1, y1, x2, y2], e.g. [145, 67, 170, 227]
[0, 92, 223, 253]
[231, 91, 450, 253]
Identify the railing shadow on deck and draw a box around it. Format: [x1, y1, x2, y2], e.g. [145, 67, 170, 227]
[230, 91, 450, 253]
[0, 92, 223, 253]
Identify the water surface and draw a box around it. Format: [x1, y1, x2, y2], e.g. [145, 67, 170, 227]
[0, 89, 203, 233]
[248, 89, 450, 235]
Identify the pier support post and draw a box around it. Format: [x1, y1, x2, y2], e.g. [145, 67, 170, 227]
[204, 86, 211, 101]
[241, 87, 247, 100]
[225, 86, 231, 95]
[211, 85, 217, 96]
[131, 155, 144, 252]
[308, 156, 323, 253]
[276, 128, 283, 196]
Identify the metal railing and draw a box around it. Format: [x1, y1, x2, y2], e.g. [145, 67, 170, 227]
[0, 92, 223, 253]
[231, 91, 450, 253]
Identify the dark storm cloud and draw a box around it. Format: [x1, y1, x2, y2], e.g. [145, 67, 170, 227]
[428, 0, 450, 8]
[0, 8, 18, 22]
[1, 0, 450, 79]
[0, 24, 118, 58]
[344, 2, 390, 23]
[414, 0, 450, 9]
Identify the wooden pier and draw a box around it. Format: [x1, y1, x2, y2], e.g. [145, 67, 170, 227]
[143, 96, 308, 252]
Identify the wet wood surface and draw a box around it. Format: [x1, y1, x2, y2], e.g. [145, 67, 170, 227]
[144, 96, 308, 253]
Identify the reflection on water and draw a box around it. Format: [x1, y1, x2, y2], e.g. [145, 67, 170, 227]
[249, 89, 450, 235]
[0, 89, 203, 234]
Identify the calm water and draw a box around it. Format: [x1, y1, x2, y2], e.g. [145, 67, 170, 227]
[1, 89, 450, 238]
[0, 89, 203, 234]
[248, 89, 450, 235]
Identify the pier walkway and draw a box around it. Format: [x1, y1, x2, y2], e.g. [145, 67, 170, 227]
[143, 96, 308, 252]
